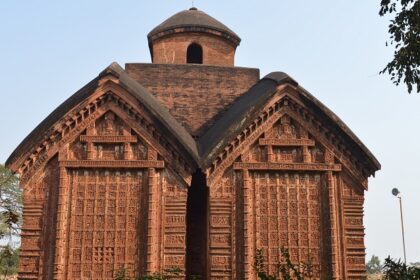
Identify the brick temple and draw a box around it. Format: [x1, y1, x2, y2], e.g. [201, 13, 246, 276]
[6, 7, 380, 280]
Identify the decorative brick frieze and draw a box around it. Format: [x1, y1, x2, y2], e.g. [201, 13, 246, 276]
[259, 138, 315, 147]
[233, 162, 342, 172]
[60, 160, 164, 169]
[80, 135, 138, 143]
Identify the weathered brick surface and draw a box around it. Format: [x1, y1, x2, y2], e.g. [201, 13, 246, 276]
[152, 33, 236, 66]
[8, 8, 380, 280]
[125, 63, 259, 136]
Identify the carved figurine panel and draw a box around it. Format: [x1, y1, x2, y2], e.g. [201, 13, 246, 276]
[18, 157, 60, 280]
[95, 111, 131, 136]
[160, 170, 188, 276]
[208, 169, 236, 279]
[66, 169, 146, 279]
[68, 111, 149, 162]
[340, 176, 366, 279]
[249, 171, 324, 278]
[208, 169, 327, 280]
[252, 115, 329, 166]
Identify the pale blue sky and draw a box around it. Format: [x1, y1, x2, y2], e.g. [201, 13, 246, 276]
[0, 1, 419, 263]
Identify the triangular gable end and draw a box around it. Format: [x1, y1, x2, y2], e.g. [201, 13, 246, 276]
[203, 73, 380, 188]
[6, 63, 199, 186]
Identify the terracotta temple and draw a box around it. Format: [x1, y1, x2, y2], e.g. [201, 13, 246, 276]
[6, 7, 380, 280]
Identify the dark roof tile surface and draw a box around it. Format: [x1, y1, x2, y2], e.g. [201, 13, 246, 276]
[148, 8, 241, 45]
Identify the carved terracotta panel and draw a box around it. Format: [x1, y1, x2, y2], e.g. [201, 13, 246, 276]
[208, 169, 235, 279]
[161, 171, 188, 276]
[246, 172, 324, 279]
[66, 169, 145, 279]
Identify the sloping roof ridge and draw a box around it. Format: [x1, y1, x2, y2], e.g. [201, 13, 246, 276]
[296, 84, 381, 170]
[6, 62, 199, 169]
[108, 63, 200, 163]
[262, 71, 299, 87]
[264, 72, 378, 170]
[6, 73, 102, 168]
[198, 72, 291, 165]
[198, 70, 380, 174]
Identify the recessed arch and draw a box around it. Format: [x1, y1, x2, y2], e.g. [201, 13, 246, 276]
[187, 43, 203, 64]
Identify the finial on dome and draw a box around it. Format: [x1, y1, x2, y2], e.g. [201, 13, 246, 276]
[189, 7, 198, 11]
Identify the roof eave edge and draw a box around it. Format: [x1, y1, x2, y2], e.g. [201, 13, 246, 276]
[296, 84, 381, 174]
[147, 26, 241, 46]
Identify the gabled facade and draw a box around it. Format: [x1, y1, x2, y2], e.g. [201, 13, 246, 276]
[7, 8, 380, 280]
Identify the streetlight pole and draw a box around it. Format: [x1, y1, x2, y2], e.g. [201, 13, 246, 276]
[392, 188, 407, 264]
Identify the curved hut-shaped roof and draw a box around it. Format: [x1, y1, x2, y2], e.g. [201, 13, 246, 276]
[148, 8, 241, 46]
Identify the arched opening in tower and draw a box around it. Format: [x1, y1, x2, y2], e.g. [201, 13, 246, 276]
[186, 169, 208, 279]
[187, 43, 203, 64]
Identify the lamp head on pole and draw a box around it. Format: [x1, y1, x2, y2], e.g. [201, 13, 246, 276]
[392, 188, 400, 197]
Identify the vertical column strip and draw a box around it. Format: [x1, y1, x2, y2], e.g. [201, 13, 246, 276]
[53, 166, 70, 279]
[146, 168, 159, 273]
[243, 169, 255, 280]
[327, 171, 341, 279]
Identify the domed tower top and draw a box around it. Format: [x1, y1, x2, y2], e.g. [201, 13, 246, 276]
[148, 8, 241, 66]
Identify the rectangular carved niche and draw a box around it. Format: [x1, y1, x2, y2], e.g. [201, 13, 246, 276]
[161, 172, 188, 275]
[341, 177, 366, 279]
[208, 169, 236, 279]
[66, 169, 147, 279]
[248, 172, 324, 279]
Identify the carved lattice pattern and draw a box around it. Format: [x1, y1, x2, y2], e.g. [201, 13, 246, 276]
[67, 169, 145, 279]
[252, 172, 322, 278]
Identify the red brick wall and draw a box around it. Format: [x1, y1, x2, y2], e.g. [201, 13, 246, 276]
[151, 33, 236, 67]
[125, 63, 260, 136]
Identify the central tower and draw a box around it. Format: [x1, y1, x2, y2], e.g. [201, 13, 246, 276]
[147, 8, 241, 66]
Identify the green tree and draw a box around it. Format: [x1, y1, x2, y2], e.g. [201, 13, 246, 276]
[0, 164, 22, 277]
[253, 247, 315, 280]
[114, 267, 200, 280]
[411, 262, 420, 268]
[0, 164, 21, 240]
[379, 0, 420, 93]
[382, 257, 420, 279]
[0, 247, 19, 278]
[366, 255, 382, 274]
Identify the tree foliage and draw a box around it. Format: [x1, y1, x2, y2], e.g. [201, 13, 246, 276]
[411, 262, 420, 268]
[253, 247, 319, 280]
[379, 0, 420, 93]
[0, 164, 21, 242]
[114, 267, 201, 280]
[382, 257, 420, 279]
[0, 247, 19, 277]
[0, 164, 22, 277]
[0, 165, 22, 239]
[367, 255, 383, 274]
